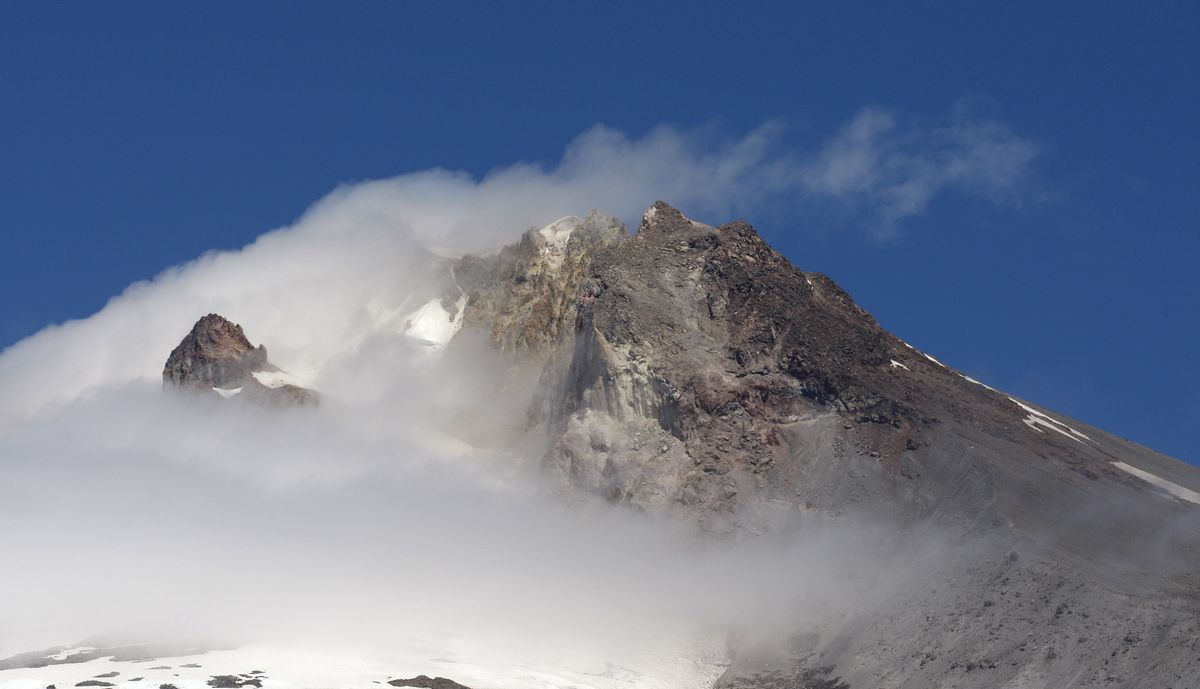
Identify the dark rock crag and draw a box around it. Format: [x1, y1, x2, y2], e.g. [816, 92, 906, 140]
[387, 676, 473, 689]
[163, 314, 316, 406]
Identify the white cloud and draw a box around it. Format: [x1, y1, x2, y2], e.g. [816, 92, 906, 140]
[0, 110, 1031, 671]
[800, 105, 1040, 235]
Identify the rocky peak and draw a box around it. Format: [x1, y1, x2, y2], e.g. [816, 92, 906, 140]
[163, 314, 316, 406]
[163, 314, 267, 389]
[639, 200, 713, 237]
[442, 201, 1182, 539]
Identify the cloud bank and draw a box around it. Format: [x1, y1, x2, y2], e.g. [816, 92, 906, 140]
[0, 107, 1035, 672]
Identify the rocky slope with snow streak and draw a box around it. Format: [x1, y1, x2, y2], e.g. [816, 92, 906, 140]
[449, 202, 1200, 688]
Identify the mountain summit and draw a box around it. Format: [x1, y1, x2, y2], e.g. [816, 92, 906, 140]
[163, 313, 317, 406]
[459, 203, 1199, 526]
[452, 202, 1200, 687]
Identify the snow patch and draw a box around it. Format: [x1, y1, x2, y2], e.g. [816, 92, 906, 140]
[251, 370, 308, 390]
[212, 386, 243, 399]
[1021, 414, 1081, 442]
[900, 343, 947, 368]
[403, 295, 467, 347]
[959, 374, 997, 393]
[1009, 397, 1091, 443]
[45, 646, 96, 662]
[889, 359, 909, 371]
[1111, 461, 1200, 506]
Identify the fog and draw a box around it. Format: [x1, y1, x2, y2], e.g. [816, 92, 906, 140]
[0, 378, 945, 671]
[0, 115, 1027, 671]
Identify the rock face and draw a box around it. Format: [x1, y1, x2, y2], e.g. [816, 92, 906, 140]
[163, 314, 317, 406]
[387, 676, 473, 689]
[452, 202, 1200, 688]
[455, 211, 626, 354]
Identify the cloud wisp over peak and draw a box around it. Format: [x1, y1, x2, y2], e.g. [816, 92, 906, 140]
[0, 105, 1038, 424]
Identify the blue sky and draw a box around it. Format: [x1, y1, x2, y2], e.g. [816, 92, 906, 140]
[1, 2, 1197, 464]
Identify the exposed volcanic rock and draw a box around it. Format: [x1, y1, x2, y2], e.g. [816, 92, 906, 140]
[466, 202, 1199, 539]
[451, 201, 1200, 688]
[162, 314, 317, 406]
[387, 676, 473, 689]
[206, 676, 261, 688]
[545, 202, 935, 527]
[526, 202, 970, 528]
[716, 666, 848, 689]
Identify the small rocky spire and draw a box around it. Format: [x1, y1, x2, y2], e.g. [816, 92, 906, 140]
[639, 200, 693, 235]
[163, 314, 268, 389]
[163, 314, 316, 406]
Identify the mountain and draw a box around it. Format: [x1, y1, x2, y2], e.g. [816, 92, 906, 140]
[17, 203, 1195, 689]
[163, 313, 318, 406]
[450, 202, 1200, 687]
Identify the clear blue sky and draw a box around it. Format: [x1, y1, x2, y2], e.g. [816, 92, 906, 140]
[1, 2, 1197, 464]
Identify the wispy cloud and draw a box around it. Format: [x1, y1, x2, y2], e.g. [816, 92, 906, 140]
[799, 105, 1040, 235]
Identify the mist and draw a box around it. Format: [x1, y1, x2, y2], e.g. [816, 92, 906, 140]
[0, 115, 1022, 674]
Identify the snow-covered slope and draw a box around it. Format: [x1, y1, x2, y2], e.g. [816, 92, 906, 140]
[403, 296, 466, 347]
[0, 640, 725, 689]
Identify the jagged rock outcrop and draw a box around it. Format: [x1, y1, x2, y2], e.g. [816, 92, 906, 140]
[387, 676, 473, 689]
[163, 314, 317, 406]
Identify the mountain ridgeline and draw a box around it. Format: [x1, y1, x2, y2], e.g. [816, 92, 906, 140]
[164, 203, 1200, 689]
